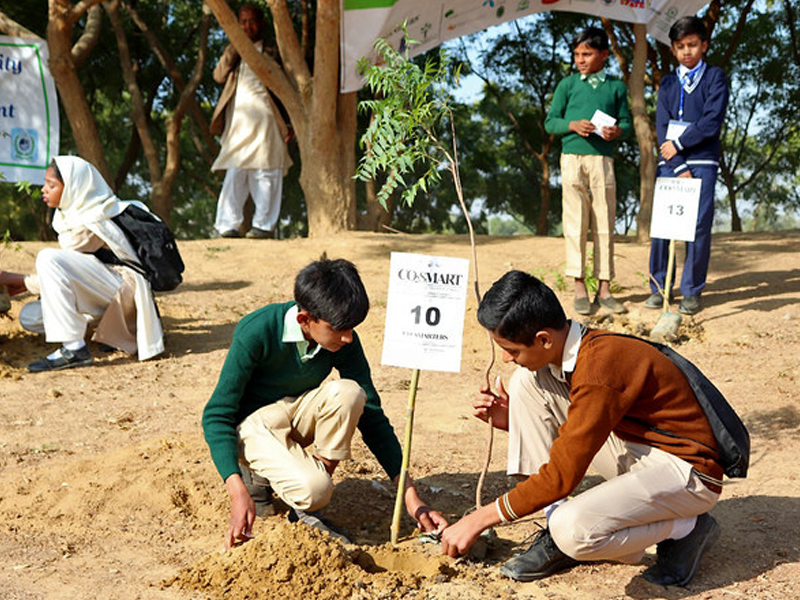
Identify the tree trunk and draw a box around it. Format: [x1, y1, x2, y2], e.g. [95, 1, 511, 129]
[719, 153, 741, 231]
[206, 0, 357, 237]
[535, 136, 553, 236]
[630, 24, 656, 243]
[71, 5, 102, 68]
[159, 9, 212, 223]
[729, 192, 741, 231]
[359, 113, 393, 231]
[47, 0, 112, 183]
[360, 178, 393, 231]
[299, 143, 355, 236]
[301, 0, 355, 236]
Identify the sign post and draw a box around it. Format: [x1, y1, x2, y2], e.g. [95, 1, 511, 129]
[649, 176, 702, 342]
[381, 252, 469, 545]
[650, 176, 702, 243]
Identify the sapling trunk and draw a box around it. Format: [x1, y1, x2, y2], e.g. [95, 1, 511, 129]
[390, 368, 420, 546]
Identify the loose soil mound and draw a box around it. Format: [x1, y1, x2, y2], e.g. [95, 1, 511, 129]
[1, 231, 799, 600]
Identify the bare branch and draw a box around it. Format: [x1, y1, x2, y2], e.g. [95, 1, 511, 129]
[68, 0, 105, 25]
[717, 0, 756, 69]
[267, 0, 312, 89]
[0, 10, 40, 38]
[103, 0, 162, 184]
[602, 19, 629, 80]
[119, 0, 218, 155]
[72, 5, 102, 67]
[162, 8, 213, 205]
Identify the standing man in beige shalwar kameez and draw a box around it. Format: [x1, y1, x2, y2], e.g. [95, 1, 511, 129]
[210, 3, 292, 240]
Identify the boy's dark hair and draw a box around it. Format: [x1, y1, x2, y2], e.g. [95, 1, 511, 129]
[48, 159, 63, 183]
[477, 271, 567, 345]
[294, 258, 369, 330]
[669, 16, 708, 43]
[574, 27, 609, 52]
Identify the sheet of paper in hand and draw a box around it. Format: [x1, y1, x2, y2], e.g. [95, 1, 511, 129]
[666, 119, 690, 141]
[591, 109, 617, 137]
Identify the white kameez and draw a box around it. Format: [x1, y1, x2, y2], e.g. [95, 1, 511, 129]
[211, 42, 290, 173]
[30, 157, 165, 361]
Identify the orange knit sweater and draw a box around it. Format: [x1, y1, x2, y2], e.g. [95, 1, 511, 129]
[498, 330, 724, 521]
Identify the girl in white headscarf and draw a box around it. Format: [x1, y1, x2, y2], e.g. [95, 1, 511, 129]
[24, 156, 164, 372]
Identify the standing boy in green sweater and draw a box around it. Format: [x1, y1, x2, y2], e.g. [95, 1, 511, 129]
[545, 27, 632, 316]
[203, 258, 447, 548]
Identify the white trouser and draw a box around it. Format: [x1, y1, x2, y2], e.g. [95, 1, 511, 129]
[36, 248, 122, 344]
[507, 366, 719, 563]
[215, 167, 283, 234]
[237, 379, 366, 512]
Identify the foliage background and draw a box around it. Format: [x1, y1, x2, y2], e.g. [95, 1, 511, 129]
[2, 1, 798, 241]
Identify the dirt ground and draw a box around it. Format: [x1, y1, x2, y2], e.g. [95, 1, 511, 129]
[1, 230, 799, 600]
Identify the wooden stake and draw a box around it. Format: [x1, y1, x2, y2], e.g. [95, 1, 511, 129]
[391, 368, 420, 547]
[663, 238, 676, 312]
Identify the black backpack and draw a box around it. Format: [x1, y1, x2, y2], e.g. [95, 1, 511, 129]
[598, 333, 750, 479]
[95, 204, 185, 291]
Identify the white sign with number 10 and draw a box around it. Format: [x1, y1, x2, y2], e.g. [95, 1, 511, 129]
[650, 177, 702, 242]
[381, 252, 469, 373]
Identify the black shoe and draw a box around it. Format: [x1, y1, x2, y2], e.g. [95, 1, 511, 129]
[240, 465, 275, 517]
[645, 292, 665, 309]
[219, 229, 241, 238]
[678, 295, 702, 315]
[245, 227, 275, 239]
[642, 513, 720, 587]
[28, 345, 92, 372]
[573, 296, 592, 315]
[287, 507, 352, 544]
[499, 527, 579, 582]
[595, 295, 628, 314]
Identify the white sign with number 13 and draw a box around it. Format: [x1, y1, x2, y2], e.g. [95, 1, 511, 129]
[650, 177, 702, 242]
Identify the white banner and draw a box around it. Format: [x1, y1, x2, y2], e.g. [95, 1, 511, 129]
[381, 252, 469, 373]
[341, 0, 707, 92]
[650, 176, 701, 242]
[0, 36, 59, 185]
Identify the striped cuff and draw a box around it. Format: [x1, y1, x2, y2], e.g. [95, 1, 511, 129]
[496, 493, 519, 522]
[495, 498, 507, 523]
[675, 137, 685, 151]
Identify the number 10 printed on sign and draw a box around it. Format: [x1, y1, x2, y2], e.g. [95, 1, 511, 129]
[381, 252, 470, 373]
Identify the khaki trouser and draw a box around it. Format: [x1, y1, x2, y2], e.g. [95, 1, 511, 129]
[507, 367, 719, 563]
[560, 154, 617, 280]
[237, 379, 366, 512]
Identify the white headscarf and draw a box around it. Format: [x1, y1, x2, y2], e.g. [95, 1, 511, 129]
[50, 156, 124, 234]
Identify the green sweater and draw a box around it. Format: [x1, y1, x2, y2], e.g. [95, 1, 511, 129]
[202, 301, 402, 482]
[544, 73, 632, 157]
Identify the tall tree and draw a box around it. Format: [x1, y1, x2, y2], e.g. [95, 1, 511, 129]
[103, 0, 212, 222]
[47, 0, 112, 182]
[205, 0, 357, 237]
[463, 15, 577, 236]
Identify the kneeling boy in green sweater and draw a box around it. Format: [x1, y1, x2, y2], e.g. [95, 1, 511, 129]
[203, 258, 447, 548]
